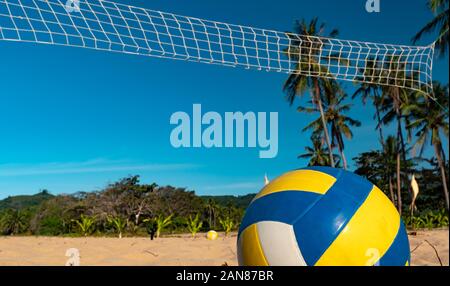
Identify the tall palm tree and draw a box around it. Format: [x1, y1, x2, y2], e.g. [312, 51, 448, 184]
[205, 199, 218, 229]
[353, 58, 385, 147]
[379, 89, 410, 215]
[298, 135, 340, 167]
[323, 80, 361, 169]
[406, 82, 449, 209]
[412, 0, 449, 56]
[283, 18, 339, 167]
[378, 56, 417, 213]
[298, 80, 361, 169]
[383, 136, 402, 210]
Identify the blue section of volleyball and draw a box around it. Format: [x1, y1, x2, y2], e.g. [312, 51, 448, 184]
[293, 167, 373, 265]
[238, 166, 343, 236]
[378, 221, 411, 266]
[238, 191, 321, 235]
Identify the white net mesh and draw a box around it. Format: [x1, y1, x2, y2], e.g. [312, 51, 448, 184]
[0, 0, 435, 94]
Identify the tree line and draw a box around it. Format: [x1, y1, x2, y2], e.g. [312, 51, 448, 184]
[0, 176, 246, 237]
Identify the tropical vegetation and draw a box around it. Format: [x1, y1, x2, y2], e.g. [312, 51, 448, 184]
[0, 180, 248, 237]
[284, 2, 448, 226]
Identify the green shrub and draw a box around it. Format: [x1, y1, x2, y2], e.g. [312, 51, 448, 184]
[219, 216, 234, 237]
[72, 215, 96, 236]
[403, 209, 449, 229]
[38, 216, 66, 236]
[107, 216, 127, 238]
[144, 214, 173, 238]
[187, 214, 203, 238]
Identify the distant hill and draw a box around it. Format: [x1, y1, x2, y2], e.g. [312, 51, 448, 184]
[0, 191, 54, 211]
[201, 194, 256, 209]
[0, 190, 254, 212]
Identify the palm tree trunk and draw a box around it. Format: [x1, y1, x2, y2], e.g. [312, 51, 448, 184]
[397, 116, 409, 175]
[389, 176, 396, 206]
[341, 152, 348, 170]
[313, 79, 335, 167]
[375, 107, 385, 147]
[337, 143, 348, 170]
[374, 90, 385, 147]
[396, 152, 403, 214]
[394, 89, 412, 203]
[434, 143, 449, 210]
[208, 207, 212, 227]
[393, 90, 406, 215]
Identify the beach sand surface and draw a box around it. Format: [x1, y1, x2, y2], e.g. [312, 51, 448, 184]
[0, 229, 447, 266]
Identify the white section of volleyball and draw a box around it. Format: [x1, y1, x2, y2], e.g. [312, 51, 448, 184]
[255, 221, 307, 266]
[237, 221, 307, 266]
[0, 0, 435, 94]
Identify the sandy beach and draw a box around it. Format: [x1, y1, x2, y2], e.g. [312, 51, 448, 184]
[0, 229, 447, 266]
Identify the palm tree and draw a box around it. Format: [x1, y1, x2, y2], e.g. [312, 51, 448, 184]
[383, 136, 402, 210]
[144, 214, 173, 238]
[72, 214, 96, 237]
[0, 209, 28, 235]
[298, 80, 361, 169]
[378, 57, 416, 213]
[323, 80, 361, 169]
[299, 135, 340, 167]
[379, 92, 407, 214]
[283, 18, 340, 167]
[219, 216, 234, 237]
[187, 214, 203, 238]
[205, 199, 218, 229]
[412, 0, 449, 56]
[353, 58, 386, 147]
[107, 216, 127, 238]
[406, 82, 449, 209]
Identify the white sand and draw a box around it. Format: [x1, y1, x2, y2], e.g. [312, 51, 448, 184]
[0, 230, 447, 266]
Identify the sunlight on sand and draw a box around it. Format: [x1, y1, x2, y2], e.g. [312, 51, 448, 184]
[0, 230, 447, 266]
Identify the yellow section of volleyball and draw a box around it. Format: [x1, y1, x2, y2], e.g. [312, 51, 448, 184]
[253, 170, 336, 200]
[237, 167, 411, 266]
[237, 224, 268, 266]
[206, 230, 219, 240]
[315, 186, 401, 266]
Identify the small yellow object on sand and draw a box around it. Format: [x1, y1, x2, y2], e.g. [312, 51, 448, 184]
[207, 230, 219, 240]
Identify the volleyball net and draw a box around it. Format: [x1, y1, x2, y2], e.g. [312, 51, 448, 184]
[0, 0, 435, 94]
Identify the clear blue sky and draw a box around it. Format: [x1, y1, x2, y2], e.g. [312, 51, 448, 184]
[0, 0, 448, 199]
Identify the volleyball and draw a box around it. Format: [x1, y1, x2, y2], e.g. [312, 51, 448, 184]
[207, 230, 219, 240]
[237, 167, 410, 266]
